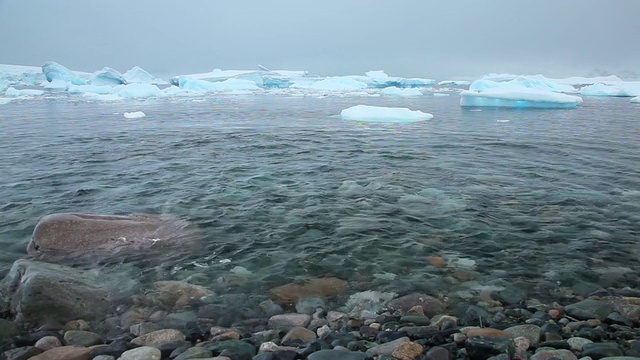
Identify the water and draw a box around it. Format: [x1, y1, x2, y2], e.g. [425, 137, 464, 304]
[1, 92, 640, 319]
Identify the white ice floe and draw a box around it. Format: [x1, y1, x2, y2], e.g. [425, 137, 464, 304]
[179, 77, 260, 92]
[0, 97, 14, 105]
[123, 111, 146, 119]
[113, 83, 166, 98]
[352, 70, 435, 88]
[5, 87, 44, 97]
[91, 67, 127, 86]
[341, 105, 433, 123]
[381, 87, 423, 96]
[438, 80, 471, 86]
[0, 64, 46, 86]
[123, 66, 166, 84]
[580, 82, 640, 97]
[550, 75, 624, 86]
[69, 84, 115, 94]
[460, 88, 583, 108]
[631, 96, 640, 103]
[433, 93, 450, 97]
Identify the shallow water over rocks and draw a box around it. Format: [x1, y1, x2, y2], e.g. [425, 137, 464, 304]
[1, 93, 639, 324]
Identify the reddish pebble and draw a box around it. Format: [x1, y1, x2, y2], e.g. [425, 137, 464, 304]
[548, 309, 561, 319]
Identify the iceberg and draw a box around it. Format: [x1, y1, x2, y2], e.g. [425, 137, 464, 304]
[178, 77, 260, 92]
[112, 84, 166, 98]
[124, 111, 146, 119]
[550, 75, 624, 86]
[579, 82, 640, 97]
[631, 96, 640, 103]
[91, 67, 127, 86]
[460, 88, 583, 108]
[381, 87, 423, 96]
[352, 70, 435, 88]
[44, 79, 69, 90]
[5, 87, 44, 97]
[68, 84, 114, 94]
[0, 64, 46, 86]
[122, 66, 166, 84]
[438, 80, 471, 86]
[42, 61, 88, 85]
[170, 69, 260, 86]
[469, 75, 577, 94]
[293, 76, 368, 91]
[340, 105, 433, 123]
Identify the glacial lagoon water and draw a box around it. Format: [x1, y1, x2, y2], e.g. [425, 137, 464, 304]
[1, 92, 640, 322]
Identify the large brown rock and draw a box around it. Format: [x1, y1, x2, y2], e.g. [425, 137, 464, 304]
[386, 293, 445, 317]
[27, 213, 198, 262]
[29, 346, 91, 360]
[268, 277, 348, 306]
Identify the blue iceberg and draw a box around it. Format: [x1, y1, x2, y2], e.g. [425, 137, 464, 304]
[460, 88, 583, 108]
[42, 61, 87, 85]
[91, 67, 127, 86]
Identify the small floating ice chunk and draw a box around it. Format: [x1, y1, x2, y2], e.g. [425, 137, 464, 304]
[341, 105, 433, 123]
[632, 96, 640, 103]
[219, 258, 232, 264]
[0, 98, 14, 105]
[448, 257, 477, 270]
[123, 111, 146, 119]
[496, 119, 510, 123]
[381, 87, 423, 96]
[433, 93, 450, 97]
[460, 88, 583, 108]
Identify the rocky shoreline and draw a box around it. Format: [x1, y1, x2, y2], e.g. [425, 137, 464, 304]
[3, 289, 640, 360]
[2, 213, 640, 359]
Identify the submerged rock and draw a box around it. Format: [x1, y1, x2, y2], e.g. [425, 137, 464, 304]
[268, 277, 348, 306]
[0, 259, 137, 324]
[27, 213, 199, 263]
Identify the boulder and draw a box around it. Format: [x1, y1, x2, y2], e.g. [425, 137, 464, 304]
[27, 213, 199, 262]
[0, 259, 137, 324]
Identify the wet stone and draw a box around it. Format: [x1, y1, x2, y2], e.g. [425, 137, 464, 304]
[119, 346, 162, 360]
[366, 336, 410, 357]
[504, 324, 541, 345]
[89, 340, 129, 358]
[392, 341, 424, 360]
[3, 346, 43, 360]
[201, 339, 257, 360]
[387, 293, 445, 317]
[307, 349, 367, 360]
[377, 330, 409, 343]
[567, 337, 593, 351]
[281, 326, 317, 344]
[465, 336, 515, 360]
[173, 346, 213, 360]
[581, 342, 625, 360]
[63, 330, 102, 347]
[564, 299, 614, 321]
[129, 322, 162, 336]
[426, 346, 452, 360]
[93, 356, 115, 360]
[267, 314, 311, 330]
[400, 315, 431, 326]
[538, 340, 571, 349]
[130, 329, 185, 346]
[529, 349, 578, 360]
[29, 346, 91, 360]
[34, 335, 62, 351]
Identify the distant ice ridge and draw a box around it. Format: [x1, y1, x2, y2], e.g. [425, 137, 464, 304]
[438, 80, 471, 86]
[350, 70, 435, 88]
[5, 87, 44, 97]
[178, 76, 260, 92]
[341, 105, 433, 123]
[460, 88, 583, 108]
[0, 64, 46, 86]
[579, 82, 640, 97]
[292, 76, 368, 91]
[480, 73, 624, 86]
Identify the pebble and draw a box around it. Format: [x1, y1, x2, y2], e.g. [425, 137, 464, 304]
[504, 324, 542, 345]
[392, 341, 424, 360]
[130, 329, 185, 346]
[568, 337, 594, 351]
[29, 346, 91, 360]
[530, 349, 578, 360]
[366, 336, 409, 357]
[307, 349, 367, 360]
[63, 330, 102, 347]
[267, 314, 311, 329]
[34, 335, 62, 350]
[173, 347, 213, 360]
[118, 346, 162, 360]
[281, 326, 317, 344]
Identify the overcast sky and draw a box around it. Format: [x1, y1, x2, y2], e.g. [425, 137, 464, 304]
[0, 0, 638, 79]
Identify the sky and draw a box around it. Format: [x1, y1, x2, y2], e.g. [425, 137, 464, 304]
[0, 0, 638, 80]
